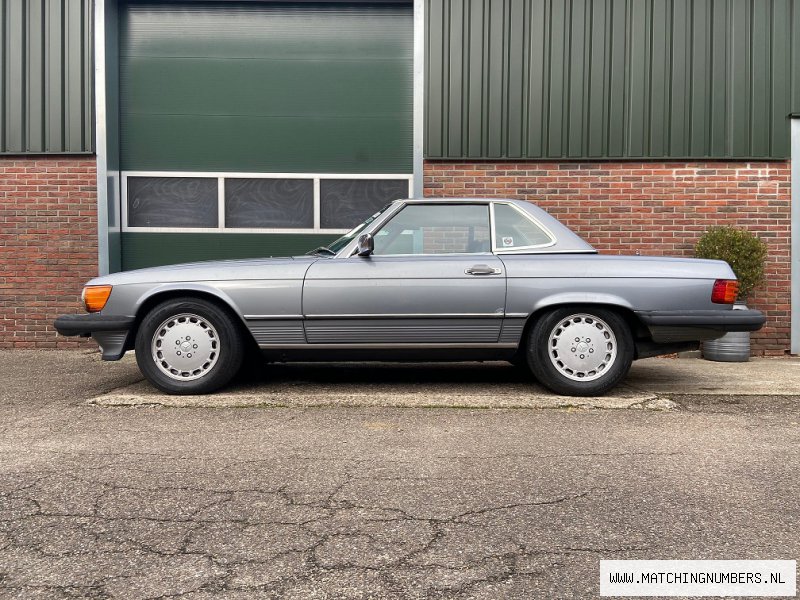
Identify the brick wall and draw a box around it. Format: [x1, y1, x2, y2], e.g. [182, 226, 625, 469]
[0, 157, 793, 354]
[0, 156, 98, 348]
[424, 161, 792, 355]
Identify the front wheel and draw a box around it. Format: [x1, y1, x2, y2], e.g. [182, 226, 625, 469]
[527, 307, 633, 396]
[135, 297, 244, 394]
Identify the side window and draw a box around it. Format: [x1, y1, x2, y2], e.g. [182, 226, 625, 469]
[373, 204, 491, 255]
[493, 203, 554, 250]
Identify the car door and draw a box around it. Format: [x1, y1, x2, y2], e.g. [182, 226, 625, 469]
[302, 203, 506, 345]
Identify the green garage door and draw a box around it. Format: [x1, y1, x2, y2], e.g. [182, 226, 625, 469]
[118, 1, 413, 269]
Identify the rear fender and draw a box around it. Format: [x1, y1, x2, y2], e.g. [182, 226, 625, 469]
[530, 293, 634, 313]
[514, 294, 646, 354]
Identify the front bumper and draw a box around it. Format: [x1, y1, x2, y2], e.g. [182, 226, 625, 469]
[54, 314, 135, 360]
[54, 314, 135, 336]
[635, 309, 766, 343]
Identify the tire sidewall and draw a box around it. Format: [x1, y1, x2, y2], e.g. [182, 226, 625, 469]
[135, 298, 244, 394]
[527, 307, 634, 396]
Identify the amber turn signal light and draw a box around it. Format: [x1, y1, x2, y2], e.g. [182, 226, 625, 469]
[711, 279, 739, 304]
[82, 285, 112, 313]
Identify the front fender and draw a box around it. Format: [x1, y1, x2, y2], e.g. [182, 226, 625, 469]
[132, 283, 247, 320]
[99, 282, 248, 326]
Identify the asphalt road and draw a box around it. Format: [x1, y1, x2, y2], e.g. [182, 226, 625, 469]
[0, 351, 798, 599]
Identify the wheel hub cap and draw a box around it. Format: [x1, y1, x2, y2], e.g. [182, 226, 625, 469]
[548, 313, 617, 382]
[151, 313, 220, 381]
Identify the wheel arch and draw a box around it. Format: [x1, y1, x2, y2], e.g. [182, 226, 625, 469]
[517, 300, 649, 357]
[127, 286, 258, 351]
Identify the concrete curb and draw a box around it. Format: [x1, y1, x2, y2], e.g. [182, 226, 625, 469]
[86, 356, 800, 411]
[88, 383, 665, 411]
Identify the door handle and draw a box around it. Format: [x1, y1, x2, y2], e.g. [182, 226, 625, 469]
[465, 264, 502, 275]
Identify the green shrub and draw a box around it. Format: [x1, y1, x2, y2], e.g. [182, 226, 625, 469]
[694, 226, 767, 300]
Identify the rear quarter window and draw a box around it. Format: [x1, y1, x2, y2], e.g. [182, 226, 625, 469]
[493, 203, 554, 250]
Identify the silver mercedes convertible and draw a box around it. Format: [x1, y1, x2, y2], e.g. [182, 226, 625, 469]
[55, 198, 765, 396]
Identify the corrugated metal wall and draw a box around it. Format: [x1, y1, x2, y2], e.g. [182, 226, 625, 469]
[426, 0, 800, 160]
[0, 0, 93, 154]
[3, 0, 799, 159]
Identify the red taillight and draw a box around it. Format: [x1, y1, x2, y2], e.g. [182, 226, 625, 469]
[711, 279, 739, 304]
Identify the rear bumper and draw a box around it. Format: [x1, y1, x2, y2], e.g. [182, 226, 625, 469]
[54, 314, 135, 361]
[635, 309, 766, 332]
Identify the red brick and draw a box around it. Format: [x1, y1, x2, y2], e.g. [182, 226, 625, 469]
[0, 156, 96, 349]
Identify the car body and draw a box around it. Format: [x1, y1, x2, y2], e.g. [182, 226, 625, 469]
[55, 198, 765, 396]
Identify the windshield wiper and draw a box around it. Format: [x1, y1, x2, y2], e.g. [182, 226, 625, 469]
[306, 246, 336, 256]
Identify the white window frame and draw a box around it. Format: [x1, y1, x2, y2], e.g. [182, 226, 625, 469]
[121, 171, 415, 234]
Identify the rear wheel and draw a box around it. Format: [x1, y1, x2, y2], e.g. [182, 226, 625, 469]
[527, 307, 633, 396]
[135, 298, 244, 394]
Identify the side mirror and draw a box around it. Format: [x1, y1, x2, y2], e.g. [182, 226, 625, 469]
[356, 233, 374, 257]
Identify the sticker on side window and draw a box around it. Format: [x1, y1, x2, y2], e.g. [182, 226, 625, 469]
[502, 236, 514, 247]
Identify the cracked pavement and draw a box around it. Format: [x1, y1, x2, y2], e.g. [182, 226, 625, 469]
[0, 350, 798, 599]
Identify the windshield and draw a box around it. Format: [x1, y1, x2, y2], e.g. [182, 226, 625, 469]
[318, 203, 395, 255]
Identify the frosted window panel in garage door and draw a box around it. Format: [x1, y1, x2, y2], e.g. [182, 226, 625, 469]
[224, 179, 314, 228]
[127, 177, 218, 228]
[320, 179, 409, 229]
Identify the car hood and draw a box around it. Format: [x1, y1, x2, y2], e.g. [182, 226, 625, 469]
[88, 256, 321, 285]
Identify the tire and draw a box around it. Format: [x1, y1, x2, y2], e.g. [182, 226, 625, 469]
[527, 307, 633, 396]
[135, 297, 245, 394]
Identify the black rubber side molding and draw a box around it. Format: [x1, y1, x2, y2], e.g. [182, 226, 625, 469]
[634, 309, 765, 332]
[54, 314, 136, 337]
